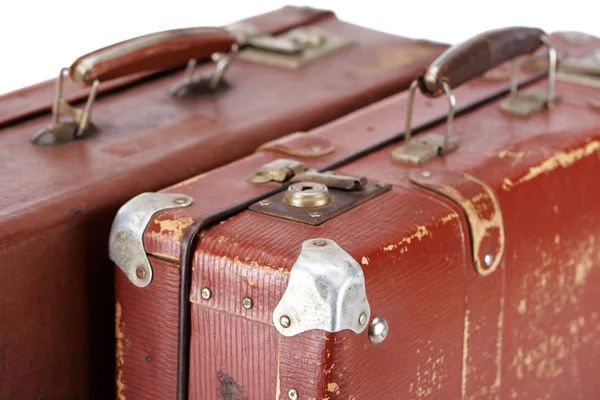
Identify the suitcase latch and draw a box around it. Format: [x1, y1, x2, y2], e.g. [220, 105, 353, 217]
[247, 159, 391, 225]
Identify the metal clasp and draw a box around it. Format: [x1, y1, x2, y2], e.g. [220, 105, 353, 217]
[31, 68, 99, 146]
[247, 159, 366, 190]
[499, 35, 558, 116]
[391, 80, 458, 165]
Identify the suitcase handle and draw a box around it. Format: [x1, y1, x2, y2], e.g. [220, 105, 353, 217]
[69, 27, 238, 86]
[418, 27, 546, 97]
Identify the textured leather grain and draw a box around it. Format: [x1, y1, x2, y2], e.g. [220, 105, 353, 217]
[122, 35, 600, 399]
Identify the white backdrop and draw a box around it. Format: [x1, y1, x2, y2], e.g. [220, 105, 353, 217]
[1, 0, 598, 95]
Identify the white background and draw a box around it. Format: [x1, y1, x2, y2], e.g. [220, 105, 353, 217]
[1, 0, 598, 95]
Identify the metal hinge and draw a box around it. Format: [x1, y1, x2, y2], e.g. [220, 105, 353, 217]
[273, 238, 371, 336]
[109, 192, 193, 287]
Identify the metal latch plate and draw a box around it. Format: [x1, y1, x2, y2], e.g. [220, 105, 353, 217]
[249, 180, 391, 225]
[391, 134, 459, 165]
[499, 87, 560, 117]
[238, 27, 353, 68]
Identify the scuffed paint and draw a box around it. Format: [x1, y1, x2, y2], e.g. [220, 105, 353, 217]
[353, 43, 441, 76]
[503, 141, 600, 191]
[361, 256, 370, 265]
[461, 309, 470, 400]
[170, 172, 208, 188]
[327, 382, 340, 395]
[115, 302, 126, 400]
[153, 216, 193, 241]
[410, 350, 445, 398]
[381, 225, 431, 252]
[439, 212, 460, 225]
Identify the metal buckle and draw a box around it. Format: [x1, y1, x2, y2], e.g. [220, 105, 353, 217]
[499, 35, 559, 116]
[31, 68, 99, 146]
[391, 80, 458, 165]
[170, 44, 239, 98]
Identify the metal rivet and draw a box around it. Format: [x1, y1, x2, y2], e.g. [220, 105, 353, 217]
[484, 253, 494, 267]
[420, 170, 432, 178]
[135, 266, 146, 280]
[201, 287, 212, 300]
[174, 197, 188, 205]
[288, 388, 299, 400]
[375, 182, 386, 188]
[145, 355, 152, 363]
[258, 200, 270, 206]
[242, 297, 253, 309]
[312, 239, 327, 246]
[309, 211, 322, 218]
[368, 316, 389, 344]
[280, 315, 291, 328]
[359, 312, 367, 326]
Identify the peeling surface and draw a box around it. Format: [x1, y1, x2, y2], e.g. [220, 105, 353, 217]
[115, 302, 126, 400]
[327, 382, 340, 395]
[410, 349, 446, 399]
[381, 225, 430, 252]
[503, 141, 600, 191]
[153, 216, 194, 241]
[461, 309, 470, 400]
[361, 256, 369, 265]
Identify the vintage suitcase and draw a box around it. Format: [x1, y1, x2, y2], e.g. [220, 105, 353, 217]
[112, 29, 600, 399]
[0, 7, 449, 400]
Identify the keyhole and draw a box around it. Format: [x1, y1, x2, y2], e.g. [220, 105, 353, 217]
[300, 185, 314, 191]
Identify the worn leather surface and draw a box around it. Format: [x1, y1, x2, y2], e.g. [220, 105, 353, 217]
[418, 27, 544, 97]
[70, 28, 237, 86]
[0, 7, 451, 400]
[122, 35, 600, 399]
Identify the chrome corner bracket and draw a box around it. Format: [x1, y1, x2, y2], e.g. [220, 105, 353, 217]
[109, 192, 193, 287]
[273, 238, 371, 336]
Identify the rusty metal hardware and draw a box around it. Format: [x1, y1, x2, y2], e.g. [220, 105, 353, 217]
[31, 68, 99, 146]
[247, 159, 366, 190]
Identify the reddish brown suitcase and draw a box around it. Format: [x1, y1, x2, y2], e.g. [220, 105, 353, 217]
[112, 29, 600, 399]
[0, 7, 449, 399]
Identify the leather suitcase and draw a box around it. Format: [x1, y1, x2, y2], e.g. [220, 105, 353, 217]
[112, 29, 600, 399]
[0, 7, 448, 400]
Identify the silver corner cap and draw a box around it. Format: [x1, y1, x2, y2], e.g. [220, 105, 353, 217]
[108, 192, 193, 288]
[273, 238, 370, 336]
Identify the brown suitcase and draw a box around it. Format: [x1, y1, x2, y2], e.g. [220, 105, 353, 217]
[112, 29, 600, 399]
[0, 7, 448, 399]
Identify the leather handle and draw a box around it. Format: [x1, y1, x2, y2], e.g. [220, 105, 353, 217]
[418, 27, 545, 97]
[69, 28, 238, 86]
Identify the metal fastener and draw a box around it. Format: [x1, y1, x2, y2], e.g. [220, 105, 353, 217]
[484, 253, 494, 267]
[258, 200, 271, 206]
[368, 316, 389, 344]
[359, 312, 367, 326]
[201, 287, 212, 300]
[309, 211, 322, 218]
[375, 182, 386, 188]
[288, 388, 299, 400]
[174, 197, 188, 205]
[284, 182, 331, 208]
[135, 266, 146, 280]
[145, 355, 152, 363]
[420, 170, 432, 178]
[312, 239, 327, 246]
[242, 297, 253, 309]
[280, 315, 292, 328]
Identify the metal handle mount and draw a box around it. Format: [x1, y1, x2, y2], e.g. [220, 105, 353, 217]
[393, 27, 557, 165]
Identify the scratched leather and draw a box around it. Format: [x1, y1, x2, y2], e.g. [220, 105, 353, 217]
[0, 7, 453, 400]
[130, 72, 600, 398]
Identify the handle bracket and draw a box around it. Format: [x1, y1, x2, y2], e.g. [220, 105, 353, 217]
[31, 68, 99, 146]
